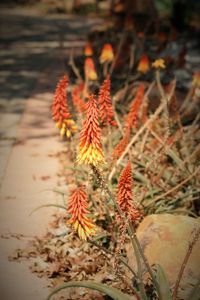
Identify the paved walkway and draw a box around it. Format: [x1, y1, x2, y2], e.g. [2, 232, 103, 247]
[0, 7, 101, 300]
[0, 7, 101, 183]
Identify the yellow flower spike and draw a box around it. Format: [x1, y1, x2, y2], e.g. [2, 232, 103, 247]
[152, 58, 166, 69]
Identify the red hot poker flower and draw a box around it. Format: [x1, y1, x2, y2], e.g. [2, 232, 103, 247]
[72, 85, 86, 113]
[126, 84, 145, 129]
[112, 127, 130, 160]
[117, 161, 141, 222]
[152, 58, 166, 69]
[84, 43, 93, 56]
[137, 55, 150, 74]
[52, 75, 76, 138]
[84, 58, 98, 80]
[76, 94, 105, 166]
[67, 186, 96, 240]
[100, 43, 114, 64]
[98, 76, 117, 126]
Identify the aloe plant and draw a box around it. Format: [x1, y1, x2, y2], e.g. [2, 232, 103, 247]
[46, 281, 136, 300]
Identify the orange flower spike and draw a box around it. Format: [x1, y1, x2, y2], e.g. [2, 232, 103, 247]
[126, 84, 145, 129]
[67, 186, 96, 240]
[84, 58, 98, 80]
[72, 85, 86, 113]
[117, 161, 141, 222]
[152, 58, 166, 69]
[52, 75, 76, 138]
[112, 127, 130, 160]
[100, 43, 114, 64]
[76, 94, 105, 166]
[137, 55, 150, 74]
[84, 43, 93, 56]
[98, 76, 117, 126]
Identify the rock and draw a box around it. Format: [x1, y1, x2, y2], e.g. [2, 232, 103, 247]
[126, 214, 200, 299]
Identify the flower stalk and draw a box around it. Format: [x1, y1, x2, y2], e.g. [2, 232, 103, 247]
[91, 165, 147, 300]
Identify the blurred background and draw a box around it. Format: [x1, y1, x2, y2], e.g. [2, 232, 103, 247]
[0, 0, 199, 181]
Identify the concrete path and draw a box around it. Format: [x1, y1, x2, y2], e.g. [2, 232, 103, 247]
[0, 7, 101, 300]
[0, 7, 101, 184]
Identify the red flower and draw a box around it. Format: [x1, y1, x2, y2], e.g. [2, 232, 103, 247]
[84, 43, 93, 56]
[76, 94, 105, 166]
[98, 76, 117, 126]
[84, 58, 98, 80]
[126, 84, 145, 129]
[137, 55, 150, 74]
[67, 186, 96, 240]
[72, 85, 86, 113]
[112, 127, 130, 160]
[117, 161, 141, 222]
[100, 44, 114, 64]
[52, 75, 76, 138]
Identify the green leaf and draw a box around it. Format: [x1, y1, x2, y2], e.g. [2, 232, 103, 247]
[155, 264, 172, 300]
[52, 188, 68, 196]
[46, 281, 135, 300]
[29, 204, 66, 216]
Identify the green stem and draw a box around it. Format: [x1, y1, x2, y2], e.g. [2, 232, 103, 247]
[91, 166, 148, 300]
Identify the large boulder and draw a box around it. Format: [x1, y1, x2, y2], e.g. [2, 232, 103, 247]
[126, 214, 200, 299]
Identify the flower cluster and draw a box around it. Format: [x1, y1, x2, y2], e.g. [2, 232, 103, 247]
[67, 186, 96, 240]
[152, 58, 166, 69]
[137, 55, 150, 74]
[52, 75, 76, 138]
[84, 43, 93, 56]
[76, 95, 105, 166]
[100, 44, 114, 64]
[98, 76, 117, 126]
[117, 161, 141, 222]
[84, 58, 98, 80]
[126, 84, 145, 129]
